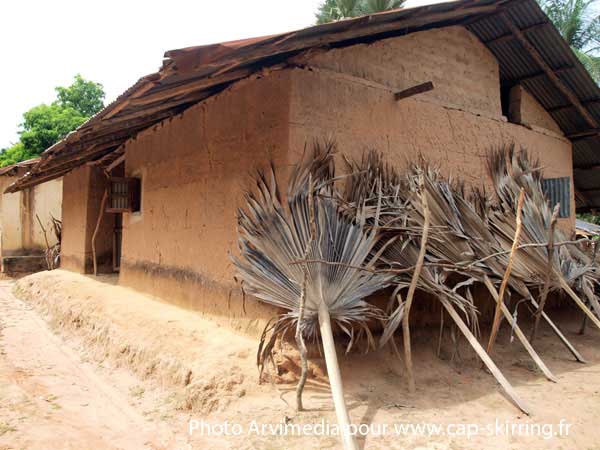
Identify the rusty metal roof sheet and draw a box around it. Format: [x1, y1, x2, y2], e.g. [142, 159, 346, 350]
[6, 0, 600, 211]
[0, 158, 41, 177]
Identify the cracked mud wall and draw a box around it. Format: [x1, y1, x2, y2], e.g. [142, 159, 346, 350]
[288, 26, 574, 229]
[119, 70, 293, 336]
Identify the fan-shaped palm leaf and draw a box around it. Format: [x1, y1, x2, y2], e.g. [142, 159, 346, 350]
[234, 142, 393, 450]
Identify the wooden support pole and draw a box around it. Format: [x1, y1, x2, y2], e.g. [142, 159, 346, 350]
[440, 298, 530, 415]
[528, 296, 586, 363]
[402, 172, 430, 393]
[483, 276, 557, 382]
[487, 188, 525, 354]
[92, 189, 109, 276]
[318, 302, 359, 450]
[556, 274, 600, 330]
[531, 204, 559, 343]
[394, 81, 434, 101]
[295, 174, 315, 412]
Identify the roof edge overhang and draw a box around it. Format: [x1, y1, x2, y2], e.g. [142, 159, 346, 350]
[6, 0, 600, 210]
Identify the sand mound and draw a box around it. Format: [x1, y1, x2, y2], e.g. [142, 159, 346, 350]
[14, 270, 256, 414]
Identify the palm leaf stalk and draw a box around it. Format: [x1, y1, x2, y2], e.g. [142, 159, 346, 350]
[233, 143, 394, 450]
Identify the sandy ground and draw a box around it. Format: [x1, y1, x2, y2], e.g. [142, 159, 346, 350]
[3, 270, 600, 449]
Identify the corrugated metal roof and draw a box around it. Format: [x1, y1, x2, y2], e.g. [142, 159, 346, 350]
[6, 0, 600, 211]
[576, 219, 600, 235]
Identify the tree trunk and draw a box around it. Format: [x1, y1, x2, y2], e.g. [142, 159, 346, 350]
[318, 302, 358, 450]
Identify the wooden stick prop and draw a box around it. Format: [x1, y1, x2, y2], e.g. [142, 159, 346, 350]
[556, 274, 600, 330]
[528, 296, 586, 363]
[579, 316, 588, 335]
[92, 189, 109, 276]
[440, 297, 530, 415]
[530, 203, 559, 343]
[318, 301, 359, 450]
[483, 276, 557, 382]
[295, 275, 309, 411]
[402, 172, 430, 393]
[487, 188, 525, 354]
[295, 175, 315, 411]
[35, 214, 53, 270]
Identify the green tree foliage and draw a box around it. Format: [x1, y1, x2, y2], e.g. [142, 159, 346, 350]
[540, 0, 600, 82]
[19, 104, 88, 155]
[316, 0, 404, 24]
[55, 74, 105, 117]
[0, 74, 105, 168]
[578, 212, 600, 224]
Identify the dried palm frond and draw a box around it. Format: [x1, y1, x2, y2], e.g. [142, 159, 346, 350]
[343, 153, 480, 335]
[234, 142, 393, 450]
[234, 149, 392, 353]
[486, 144, 600, 330]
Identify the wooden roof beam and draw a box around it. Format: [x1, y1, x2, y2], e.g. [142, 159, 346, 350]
[5, 166, 74, 193]
[499, 12, 598, 130]
[484, 21, 550, 45]
[574, 164, 600, 170]
[548, 98, 600, 113]
[394, 81, 434, 101]
[503, 65, 574, 84]
[566, 129, 600, 139]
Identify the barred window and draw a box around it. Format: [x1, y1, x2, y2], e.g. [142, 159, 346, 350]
[106, 177, 141, 213]
[542, 177, 571, 218]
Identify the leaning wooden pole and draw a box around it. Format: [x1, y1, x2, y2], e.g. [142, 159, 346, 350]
[318, 301, 359, 450]
[530, 203, 559, 343]
[528, 296, 586, 363]
[483, 276, 557, 382]
[402, 172, 430, 393]
[487, 188, 525, 354]
[91, 189, 109, 276]
[440, 297, 530, 415]
[556, 273, 600, 331]
[295, 175, 315, 411]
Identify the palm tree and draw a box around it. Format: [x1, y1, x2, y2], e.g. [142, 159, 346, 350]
[315, 0, 405, 24]
[540, 0, 600, 81]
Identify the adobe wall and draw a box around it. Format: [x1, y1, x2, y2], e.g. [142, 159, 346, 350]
[509, 85, 563, 134]
[0, 176, 23, 257]
[31, 178, 63, 250]
[0, 175, 62, 271]
[119, 70, 292, 336]
[61, 166, 113, 273]
[289, 26, 574, 229]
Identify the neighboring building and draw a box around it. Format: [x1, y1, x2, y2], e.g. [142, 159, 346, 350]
[0, 159, 62, 273]
[576, 219, 600, 238]
[5, 0, 600, 333]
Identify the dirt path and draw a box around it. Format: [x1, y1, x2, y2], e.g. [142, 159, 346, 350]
[0, 280, 180, 450]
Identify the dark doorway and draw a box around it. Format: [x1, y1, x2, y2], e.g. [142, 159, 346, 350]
[113, 213, 122, 272]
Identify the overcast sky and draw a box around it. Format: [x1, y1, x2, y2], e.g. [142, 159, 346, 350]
[0, 0, 441, 149]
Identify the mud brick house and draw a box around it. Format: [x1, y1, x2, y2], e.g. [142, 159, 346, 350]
[6, 0, 600, 334]
[0, 159, 62, 273]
